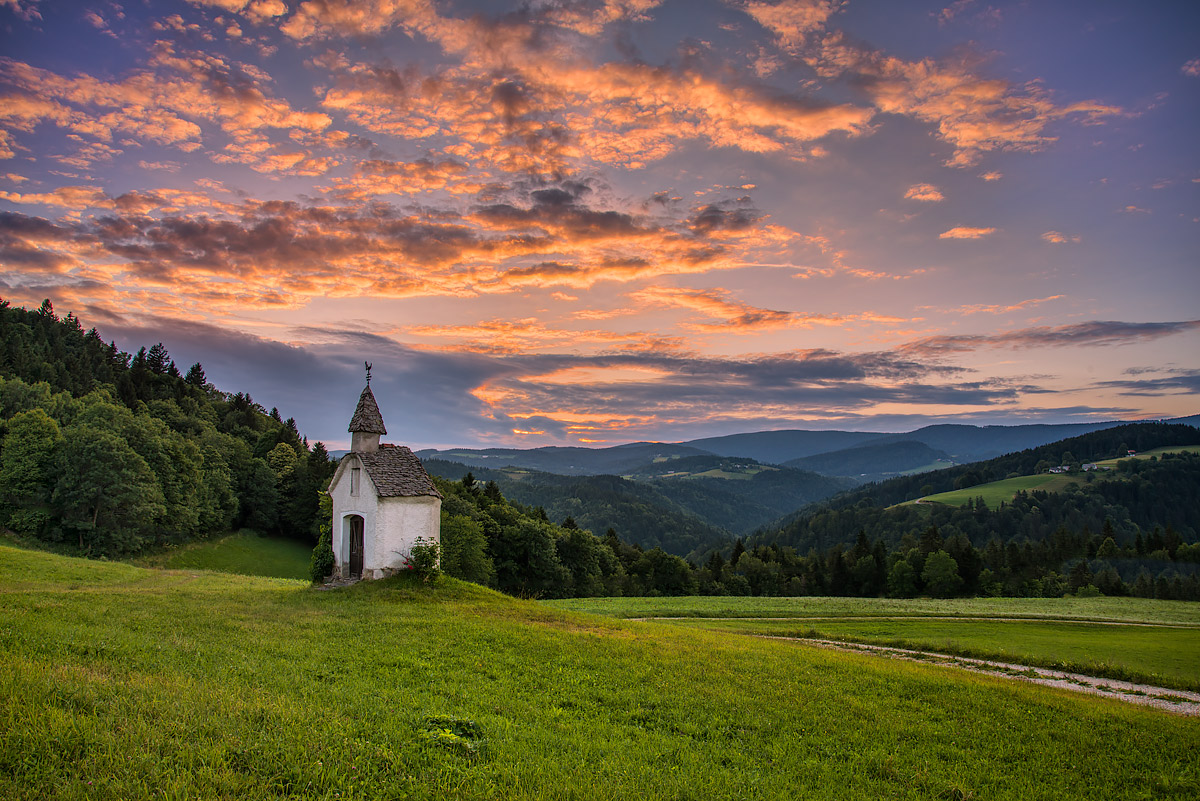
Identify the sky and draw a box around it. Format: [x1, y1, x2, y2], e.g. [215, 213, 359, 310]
[1, 0, 1198, 451]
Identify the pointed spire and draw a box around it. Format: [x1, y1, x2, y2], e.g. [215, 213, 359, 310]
[348, 385, 387, 435]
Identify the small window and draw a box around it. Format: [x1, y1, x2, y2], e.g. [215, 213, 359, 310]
[350, 467, 360, 496]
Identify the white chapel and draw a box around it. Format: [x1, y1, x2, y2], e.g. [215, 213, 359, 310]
[327, 378, 442, 580]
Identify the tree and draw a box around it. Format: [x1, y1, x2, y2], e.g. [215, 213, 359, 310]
[1067, 559, 1094, 593]
[491, 518, 570, 597]
[53, 425, 165, 552]
[730, 538, 746, 567]
[0, 408, 63, 534]
[146, 343, 171, 375]
[556, 527, 605, 596]
[921, 550, 963, 598]
[440, 513, 494, 586]
[887, 560, 918, 598]
[918, 525, 943, 555]
[184, 362, 207, 387]
[0, 411, 58, 494]
[309, 493, 335, 583]
[267, 442, 300, 478]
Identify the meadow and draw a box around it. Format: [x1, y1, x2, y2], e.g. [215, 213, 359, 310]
[543, 594, 1200, 624]
[661, 617, 1200, 691]
[910, 444, 1200, 507]
[132, 530, 312, 579]
[2, 546, 1199, 799]
[914, 474, 1080, 507]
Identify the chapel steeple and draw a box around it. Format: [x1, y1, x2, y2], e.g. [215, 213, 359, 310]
[348, 362, 386, 453]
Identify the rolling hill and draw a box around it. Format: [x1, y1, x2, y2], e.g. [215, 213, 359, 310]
[783, 440, 952, 479]
[425, 457, 853, 554]
[752, 422, 1200, 555]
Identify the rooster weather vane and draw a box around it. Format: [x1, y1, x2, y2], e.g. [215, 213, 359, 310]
[365, 361, 373, 386]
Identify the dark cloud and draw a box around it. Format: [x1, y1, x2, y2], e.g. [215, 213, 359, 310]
[687, 199, 763, 234]
[1094, 370, 1200, 397]
[903, 320, 1200, 357]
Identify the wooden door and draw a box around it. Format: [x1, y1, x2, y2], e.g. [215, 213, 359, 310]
[349, 516, 364, 579]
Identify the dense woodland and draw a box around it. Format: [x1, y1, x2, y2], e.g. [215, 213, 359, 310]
[0, 299, 335, 554]
[422, 456, 852, 555]
[430, 473, 699, 598]
[4, 298, 1199, 601]
[423, 459, 1200, 600]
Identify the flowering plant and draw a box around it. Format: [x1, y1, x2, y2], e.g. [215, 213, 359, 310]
[406, 538, 442, 583]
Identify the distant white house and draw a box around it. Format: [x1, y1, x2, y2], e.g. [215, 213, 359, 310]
[327, 382, 442, 580]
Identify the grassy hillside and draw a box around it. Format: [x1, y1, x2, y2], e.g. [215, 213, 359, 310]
[911, 446, 1200, 508]
[667, 617, 1200, 691]
[915, 474, 1082, 507]
[133, 530, 312, 579]
[3, 546, 1200, 800]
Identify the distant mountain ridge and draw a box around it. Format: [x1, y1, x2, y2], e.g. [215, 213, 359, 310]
[683, 430, 884, 464]
[413, 442, 708, 476]
[414, 417, 1199, 476]
[783, 440, 951, 479]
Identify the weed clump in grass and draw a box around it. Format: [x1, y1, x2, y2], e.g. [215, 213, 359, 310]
[419, 716, 487, 758]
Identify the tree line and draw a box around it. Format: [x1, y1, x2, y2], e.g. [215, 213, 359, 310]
[413, 471, 695, 597]
[0, 299, 334, 554]
[425, 459, 1200, 601]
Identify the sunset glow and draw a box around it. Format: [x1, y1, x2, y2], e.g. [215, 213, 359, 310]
[1, 0, 1197, 449]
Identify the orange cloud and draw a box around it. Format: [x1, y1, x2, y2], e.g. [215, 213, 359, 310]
[939, 226, 995, 239]
[745, 10, 1121, 167]
[955, 295, 1065, 315]
[742, 0, 842, 48]
[632, 284, 906, 332]
[0, 45, 331, 173]
[1040, 231, 1080, 244]
[404, 317, 637, 354]
[904, 183, 944, 202]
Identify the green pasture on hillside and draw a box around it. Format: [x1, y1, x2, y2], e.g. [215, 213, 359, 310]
[916, 473, 1081, 507]
[910, 445, 1200, 507]
[133, 530, 312, 579]
[664, 616, 1200, 691]
[1094, 445, 1200, 467]
[3, 546, 1199, 800]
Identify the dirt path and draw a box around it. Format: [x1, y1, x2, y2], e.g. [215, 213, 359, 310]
[762, 635, 1200, 716]
[640, 615, 1200, 628]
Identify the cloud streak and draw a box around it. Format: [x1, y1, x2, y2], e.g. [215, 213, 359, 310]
[903, 321, 1200, 358]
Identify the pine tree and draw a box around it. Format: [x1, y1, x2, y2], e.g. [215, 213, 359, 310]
[184, 362, 207, 387]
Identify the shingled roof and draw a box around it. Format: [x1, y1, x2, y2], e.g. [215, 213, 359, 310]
[348, 385, 387, 434]
[355, 445, 442, 499]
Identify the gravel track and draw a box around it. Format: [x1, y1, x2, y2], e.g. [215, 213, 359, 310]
[764, 635, 1200, 716]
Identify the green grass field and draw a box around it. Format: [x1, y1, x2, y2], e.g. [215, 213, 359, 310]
[1093, 445, 1200, 467]
[915, 473, 1081, 507]
[545, 594, 1200, 624]
[132, 530, 312, 580]
[4, 546, 1200, 799]
[663, 617, 1200, 691]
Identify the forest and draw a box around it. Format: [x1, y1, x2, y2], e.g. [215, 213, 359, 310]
[0, 299, 334, 554]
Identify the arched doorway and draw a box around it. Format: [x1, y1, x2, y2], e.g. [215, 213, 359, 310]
[348, 515, 365, 579]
